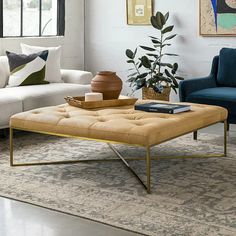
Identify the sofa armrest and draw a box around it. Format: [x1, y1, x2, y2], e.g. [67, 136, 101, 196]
[61, 69, 93, 85]
[179, 75, 217, 102]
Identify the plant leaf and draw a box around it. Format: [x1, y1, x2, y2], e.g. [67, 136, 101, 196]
[140, 56, 152, 68]
[171, 85, 178, 94]
[156, 12, 166, 29]
[140, 45, 156, 51]
[164, 53, 179, 56]
[162, 25, 174, 34]
[147, 53, 158, 58]
[165, 12, 169, 22]
[165, 69, 171, 77]
[151, 39, 161, 44]
[138, 73, 148, 78]
[133, 48, 137, 58]
[154, 75, 172, 83]
[126, 49, 134, 59]
[165, 69, 179, 87]
[156, 62, 173, 68]
[175, 76, 184, 80]
[165, 34, 177, 41]
[127, 60, 134, 63]
[151, 16, 162, 30]
[149, 36, 161, 41]
[172, 63, 178, 72]
[161, 44, 171, 48]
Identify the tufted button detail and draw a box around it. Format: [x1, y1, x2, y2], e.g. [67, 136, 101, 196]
[98, 118, 106, 122]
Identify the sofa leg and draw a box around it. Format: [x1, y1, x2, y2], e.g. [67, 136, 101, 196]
[227, 123, 230, 132]
[193, 131, 198, 140]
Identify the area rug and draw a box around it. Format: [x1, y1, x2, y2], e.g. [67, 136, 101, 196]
[0, 132, 235, 236]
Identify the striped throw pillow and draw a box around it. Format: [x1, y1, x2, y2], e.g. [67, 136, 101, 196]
[6, 50, 49, 87]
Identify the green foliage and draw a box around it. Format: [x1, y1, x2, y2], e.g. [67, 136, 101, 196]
[125, 11, 184, 94]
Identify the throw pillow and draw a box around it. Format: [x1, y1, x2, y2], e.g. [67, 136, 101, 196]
[6, 51, 49, 87]
[217, 47, 236, 87]
[21, 44, 63, 83]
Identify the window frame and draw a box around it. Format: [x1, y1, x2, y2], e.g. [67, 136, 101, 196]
[0, 0, 65, 38]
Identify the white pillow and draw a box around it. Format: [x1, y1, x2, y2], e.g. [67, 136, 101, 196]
[21, 44, 63, 83]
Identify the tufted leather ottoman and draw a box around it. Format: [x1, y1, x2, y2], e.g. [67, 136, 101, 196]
[9, 101, 228, 193]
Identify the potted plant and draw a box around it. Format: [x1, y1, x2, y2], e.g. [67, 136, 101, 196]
[125, 11, 184, 101]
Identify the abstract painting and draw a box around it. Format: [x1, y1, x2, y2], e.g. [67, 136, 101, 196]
[200, 0, 236, 36]
[127, 0, 153, 25]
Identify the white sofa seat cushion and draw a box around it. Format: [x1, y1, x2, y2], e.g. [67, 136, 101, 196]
[0, 93, 22, 128]
[1, 83, 91, 111]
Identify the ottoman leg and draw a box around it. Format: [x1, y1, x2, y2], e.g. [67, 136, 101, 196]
[193, 131, 198, 140]
[10, 128, 14, 166]
[146, 146, 151, 194]
[224, 120, 228, 157]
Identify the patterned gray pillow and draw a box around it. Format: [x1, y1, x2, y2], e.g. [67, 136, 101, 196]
[6, 50, 49, 87]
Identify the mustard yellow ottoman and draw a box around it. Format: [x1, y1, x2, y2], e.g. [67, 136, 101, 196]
[10, 102, 228, 193]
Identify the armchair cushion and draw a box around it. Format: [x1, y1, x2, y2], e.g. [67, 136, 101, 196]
[186, 87, 236, 115]
[217, 48, 236, 87]
[179, 76, 216, 102]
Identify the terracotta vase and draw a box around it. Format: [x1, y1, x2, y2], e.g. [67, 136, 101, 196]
[91, 71, 123, 100]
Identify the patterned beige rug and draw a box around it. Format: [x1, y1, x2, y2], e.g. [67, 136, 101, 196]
[0, 132, 235, 236]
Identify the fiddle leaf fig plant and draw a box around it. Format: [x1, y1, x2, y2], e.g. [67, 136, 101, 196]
[126, 11, 184, 94]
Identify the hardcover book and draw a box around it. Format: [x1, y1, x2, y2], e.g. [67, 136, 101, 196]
[135, 102, 191, 114]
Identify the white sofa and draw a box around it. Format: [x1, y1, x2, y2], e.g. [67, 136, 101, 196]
[0, 56, 93, 129]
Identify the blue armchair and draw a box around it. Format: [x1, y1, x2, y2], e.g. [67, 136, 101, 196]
[179, 48, 236, 129]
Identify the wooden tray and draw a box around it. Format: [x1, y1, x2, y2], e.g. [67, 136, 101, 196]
[65, 96, 138, 109]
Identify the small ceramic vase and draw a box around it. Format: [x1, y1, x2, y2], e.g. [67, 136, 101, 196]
[91, 71, 123, 100]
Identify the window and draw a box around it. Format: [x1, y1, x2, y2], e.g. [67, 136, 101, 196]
[0, 0, 65, 37]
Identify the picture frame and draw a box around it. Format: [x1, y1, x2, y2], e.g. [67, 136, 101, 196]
[200, 0, 236, 36]
[127, 0, 153, 25]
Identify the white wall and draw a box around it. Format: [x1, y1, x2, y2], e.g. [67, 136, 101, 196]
[0, 0, 84, 70]
[85, 0, 236, 101]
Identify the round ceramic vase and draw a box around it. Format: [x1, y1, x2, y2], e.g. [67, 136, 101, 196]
[91, 71, 123, 100]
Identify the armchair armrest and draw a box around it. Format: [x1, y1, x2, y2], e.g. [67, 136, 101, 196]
[61, 69, 93, 85]
[179, 75, 217, 102]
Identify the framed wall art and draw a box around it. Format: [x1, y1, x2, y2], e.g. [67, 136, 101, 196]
[127, 0, 153, 25]
[200, 0, 236, 36]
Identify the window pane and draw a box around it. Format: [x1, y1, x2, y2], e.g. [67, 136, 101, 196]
[3, 0, 21, 37]
[42, 0, 57, 36]
[23, 0, 39, 36]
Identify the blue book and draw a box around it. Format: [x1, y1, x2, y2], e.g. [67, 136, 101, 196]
[135, 102, 191, 114]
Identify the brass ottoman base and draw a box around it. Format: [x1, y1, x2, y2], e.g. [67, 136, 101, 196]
[10, 120, 228, 194]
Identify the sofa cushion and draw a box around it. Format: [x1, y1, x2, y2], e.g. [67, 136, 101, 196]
[186, 87, 236, 115]
[0, 56, 10, 88]
[0, 83, 91, 111]
[217, 48, 236, 86]
[0, 93, 22, 128]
